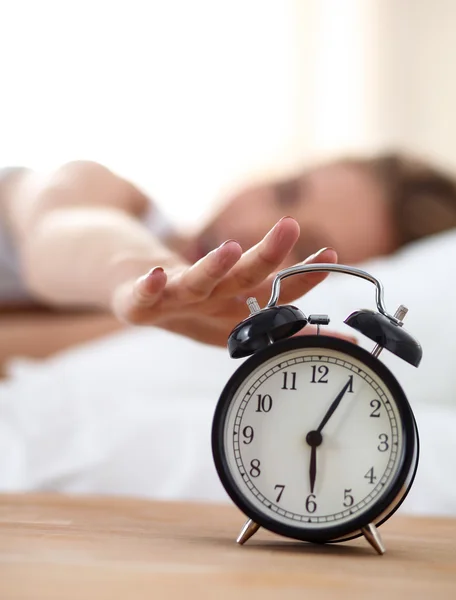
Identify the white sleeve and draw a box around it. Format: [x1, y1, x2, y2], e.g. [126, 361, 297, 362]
[0, 218, 30, 302]
[142, 203, 176, 241]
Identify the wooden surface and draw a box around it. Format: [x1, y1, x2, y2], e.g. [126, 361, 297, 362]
[0, 495, 455, 599]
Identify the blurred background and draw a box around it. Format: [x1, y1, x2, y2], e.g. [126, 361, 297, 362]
[1, 0, 456, 510]
[2, 0, 456, 226]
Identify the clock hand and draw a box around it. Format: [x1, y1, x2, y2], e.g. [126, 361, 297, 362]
[316, 378, 353, 434]
[306, 430, 322, 493]
[305, 377, 351, 494]
[309, 445, 317, 493]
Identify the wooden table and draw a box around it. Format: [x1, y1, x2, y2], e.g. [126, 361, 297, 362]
[0, 495, 455, 599]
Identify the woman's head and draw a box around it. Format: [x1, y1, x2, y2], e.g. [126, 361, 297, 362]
[368, 153, 456, 248]
[188, 152, 456, 265]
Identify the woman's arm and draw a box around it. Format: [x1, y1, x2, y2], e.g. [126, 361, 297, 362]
[2, 161, 181, 306]
[3, 161, 337, 345]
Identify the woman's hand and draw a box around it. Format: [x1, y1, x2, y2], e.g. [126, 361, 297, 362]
[110, 217, 337, 346]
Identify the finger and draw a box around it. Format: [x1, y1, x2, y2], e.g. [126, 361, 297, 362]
[214, 217, 300, 295]
[172, 240, 243, 302]
[246, 246, 338, 306]
[275, 247, 338, 304]
[133, 266, 168, 306]
[112, 266, 167, 324]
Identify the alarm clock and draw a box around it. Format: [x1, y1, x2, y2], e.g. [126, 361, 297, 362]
[212, 263, 422, 555]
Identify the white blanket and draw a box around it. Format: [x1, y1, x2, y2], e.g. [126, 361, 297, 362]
[1, 230, 455, 516]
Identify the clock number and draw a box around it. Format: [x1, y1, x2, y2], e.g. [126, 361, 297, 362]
[305, 494, 317, 513]
[364, 467, 377, 484]
[310, 365, 329, 384]
[281, 371, 297, 390]
[249, 459, 261, 477]
[378, 433, 389, 452]
[242, 426, 254, 445]
[343, 488, 354, 507]
[347, 375, 354, 393]
[256, 394, 273, 413]
[370, 399, 381, 417]
[274, 484, 285, 502]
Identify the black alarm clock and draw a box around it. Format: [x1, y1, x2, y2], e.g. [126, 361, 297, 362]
[212, 263, 422, 555]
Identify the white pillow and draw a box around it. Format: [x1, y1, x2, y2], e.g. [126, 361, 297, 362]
[294, 229, 456, 411]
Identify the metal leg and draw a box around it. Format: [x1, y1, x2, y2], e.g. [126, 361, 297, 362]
[362, 523, 386, 555]
[236, 519, 260, 545]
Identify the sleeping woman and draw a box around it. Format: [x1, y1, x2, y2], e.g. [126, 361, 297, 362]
[1, 152, 455, 346]
[0, 153, 456, 512]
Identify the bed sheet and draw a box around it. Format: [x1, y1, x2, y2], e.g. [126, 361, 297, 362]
[0, 229, 455, 515]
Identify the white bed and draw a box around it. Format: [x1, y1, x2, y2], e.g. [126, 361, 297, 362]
[0, 229, 455, 516]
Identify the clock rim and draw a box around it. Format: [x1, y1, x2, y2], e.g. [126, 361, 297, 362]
[211, 335, 419, 544]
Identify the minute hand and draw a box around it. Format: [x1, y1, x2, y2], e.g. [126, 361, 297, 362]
[316, 379, 352, 433]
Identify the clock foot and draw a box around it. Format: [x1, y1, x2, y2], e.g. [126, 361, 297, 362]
[362, 523, 386, 555]
[236, 519, 260, 545]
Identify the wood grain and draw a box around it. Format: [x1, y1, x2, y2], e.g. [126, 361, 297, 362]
[0, 494, 455, 599]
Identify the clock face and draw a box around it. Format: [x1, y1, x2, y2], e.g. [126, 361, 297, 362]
[212, 336, 418, 542]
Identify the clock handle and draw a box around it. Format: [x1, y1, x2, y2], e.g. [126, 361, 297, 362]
[267, 263, 402, 326]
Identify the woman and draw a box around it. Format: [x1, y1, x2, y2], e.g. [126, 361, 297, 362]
[0, 152, 455, 346]
[0, 154, 455, 513]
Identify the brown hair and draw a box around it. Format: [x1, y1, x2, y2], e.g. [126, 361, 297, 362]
[368, 153, 456, 248]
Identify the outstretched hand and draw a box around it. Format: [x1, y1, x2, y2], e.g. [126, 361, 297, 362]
[111, 217, 338, 346]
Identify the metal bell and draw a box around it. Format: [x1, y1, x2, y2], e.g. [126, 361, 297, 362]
[345, 309, 423, 367]
[227, 305, 308, 358]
